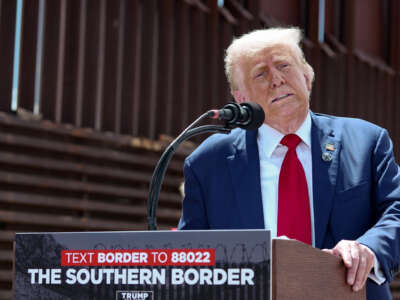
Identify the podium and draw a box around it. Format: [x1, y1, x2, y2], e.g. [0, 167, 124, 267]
[13, 230, 365, 300]
[272, 239, 365, 300]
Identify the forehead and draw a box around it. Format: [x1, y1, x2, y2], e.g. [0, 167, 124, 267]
[242, 44, 298, 69]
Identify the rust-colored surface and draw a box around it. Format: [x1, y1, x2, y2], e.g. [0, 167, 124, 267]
[272, 239, 366, 300]
[0, 112, 189, 298]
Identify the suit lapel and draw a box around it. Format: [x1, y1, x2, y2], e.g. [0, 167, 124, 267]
[311, 113, 341, 248]
[225, 115, 341, 241]
[227, 129, 265, 229]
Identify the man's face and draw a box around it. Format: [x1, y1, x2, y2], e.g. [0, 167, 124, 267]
[234, 45, 311, 129]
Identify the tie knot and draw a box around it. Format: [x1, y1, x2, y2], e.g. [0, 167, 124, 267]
[281, 134, 301, 149]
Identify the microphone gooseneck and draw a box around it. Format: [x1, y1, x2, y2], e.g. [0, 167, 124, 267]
[147, 101, 265, 230]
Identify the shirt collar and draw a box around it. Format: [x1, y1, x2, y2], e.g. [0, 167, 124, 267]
[257, 113, 311, 158]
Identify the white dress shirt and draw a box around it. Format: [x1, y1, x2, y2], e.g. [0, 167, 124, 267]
[257, 113, 314, 244]
[256, 113, 384, 284]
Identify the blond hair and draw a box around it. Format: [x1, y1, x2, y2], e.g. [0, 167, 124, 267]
[224, 27, 314, 91]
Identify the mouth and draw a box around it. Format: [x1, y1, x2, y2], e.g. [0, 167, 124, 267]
[271, 93, 293, 103]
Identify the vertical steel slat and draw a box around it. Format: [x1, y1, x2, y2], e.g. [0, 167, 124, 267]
[318, 0, 325, 43]
[353, 58, 362, 118]
[0, 0, 17, 112]
[344, 0, 356, 115]
[132, 0, 143, 137]
[11, 0, 23, 112]
[319, 54, 328, 113]
[38, 0, 58, 121]
[247, 0, 260, 30]
[359, 59, 368, 120]
[80, 0, 100, 128]
[324, 53, 336, 115]
[157, 0, 174, 137]
[75, 0, 87, 128]
[336, 52, 347, 116]
[101, 0, 120, 132]
[207, 0, 219, 109]
[193, 7, 210, 122]
[384, 73, 393, 132]
[202, 0, 213, 116]
[147, 2, 159, 140]
[114, 0, 126, 134]
[366, 66, 375, 123]
[18, 0, 40, 112]
[196, 11, 208, 118]
[165, 0, 175, 136]
[323, 54, 338, 115]
[219, 20, 234, 106]
[33, 0, 45, 115]
[395, 76, 400, 159]
[94, 0, 106, 130]
[368, 66, 378, 123]
[178, 1, 190, 132]
[390, 0, 400, 158]
[351, 58, 361, 118]
[171, 0, 187, 135]
[391, 0, 400, 71]
[137, 0, 158, 139]
[376, 69, 385, 127]
[211, 10, 225, 110]
[319, 52, 329, 114]
[391, 1, 400, 154]
[61, 0, 82, 125]
[217, 20, 227, 105]
[119, 0, 139, 135]
[377, 69, 385, 126]
[308, 0, 322, 113]
[55, 0, 67, 123]
[188, 6, 201, 126]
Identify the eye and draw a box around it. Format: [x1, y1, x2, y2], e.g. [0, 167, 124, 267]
[255, 70, 266, 78]
[278, 63, 289, 70]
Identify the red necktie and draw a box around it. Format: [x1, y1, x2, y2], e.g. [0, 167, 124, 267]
[277, 134, 311, 244]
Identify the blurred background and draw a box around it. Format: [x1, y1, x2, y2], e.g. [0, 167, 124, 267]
[0, 0, 399, 298]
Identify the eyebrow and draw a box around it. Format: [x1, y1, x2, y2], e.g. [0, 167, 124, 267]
[250, 63, 268, 75]
[250, 58, 290, 75]
[250, 68, 266, 79]
[272, 56, 292, 64]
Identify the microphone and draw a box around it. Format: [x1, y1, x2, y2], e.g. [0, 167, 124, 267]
[209, 102, 265, 130]
[148, 103, 261, 230]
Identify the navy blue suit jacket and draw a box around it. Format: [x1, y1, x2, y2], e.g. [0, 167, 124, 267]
[178, 112, 400, 300]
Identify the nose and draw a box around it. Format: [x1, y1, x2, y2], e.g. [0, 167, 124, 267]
[270, 69, 285, 88]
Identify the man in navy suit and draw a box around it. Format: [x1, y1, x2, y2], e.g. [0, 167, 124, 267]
[178, 27, 400, 299]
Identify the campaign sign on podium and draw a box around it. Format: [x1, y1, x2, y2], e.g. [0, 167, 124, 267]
[14, 230, 270, 300]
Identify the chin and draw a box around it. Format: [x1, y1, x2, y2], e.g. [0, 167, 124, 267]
[275, 106, 301, 118]
[276, 109, 308, 124]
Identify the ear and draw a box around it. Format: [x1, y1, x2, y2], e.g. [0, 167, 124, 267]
[233, 90, 248, 104]
[303, 72, 312, 91]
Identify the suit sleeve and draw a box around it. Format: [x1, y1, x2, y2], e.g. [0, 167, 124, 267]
[177, 158, 210, 230]
[357, 128, 400, 283]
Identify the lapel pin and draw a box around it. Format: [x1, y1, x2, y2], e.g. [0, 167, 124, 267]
[322, 152, 333, 162]
[325, 143, 335, 151]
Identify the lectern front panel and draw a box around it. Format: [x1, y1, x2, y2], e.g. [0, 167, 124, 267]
[14, 230, 271, 300]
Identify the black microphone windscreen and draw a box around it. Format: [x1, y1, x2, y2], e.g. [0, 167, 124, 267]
[238, 102, 265, 130]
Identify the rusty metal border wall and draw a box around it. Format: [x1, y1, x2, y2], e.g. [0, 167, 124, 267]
[0, 0, 400, 299]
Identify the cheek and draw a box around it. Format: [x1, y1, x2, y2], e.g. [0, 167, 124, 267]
[253, 78, 271, 93]
[247, 82, 269, 100]
[291, 74, 309, 98]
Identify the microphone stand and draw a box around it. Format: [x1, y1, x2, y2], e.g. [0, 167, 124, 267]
[147, 112, 232, 230]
